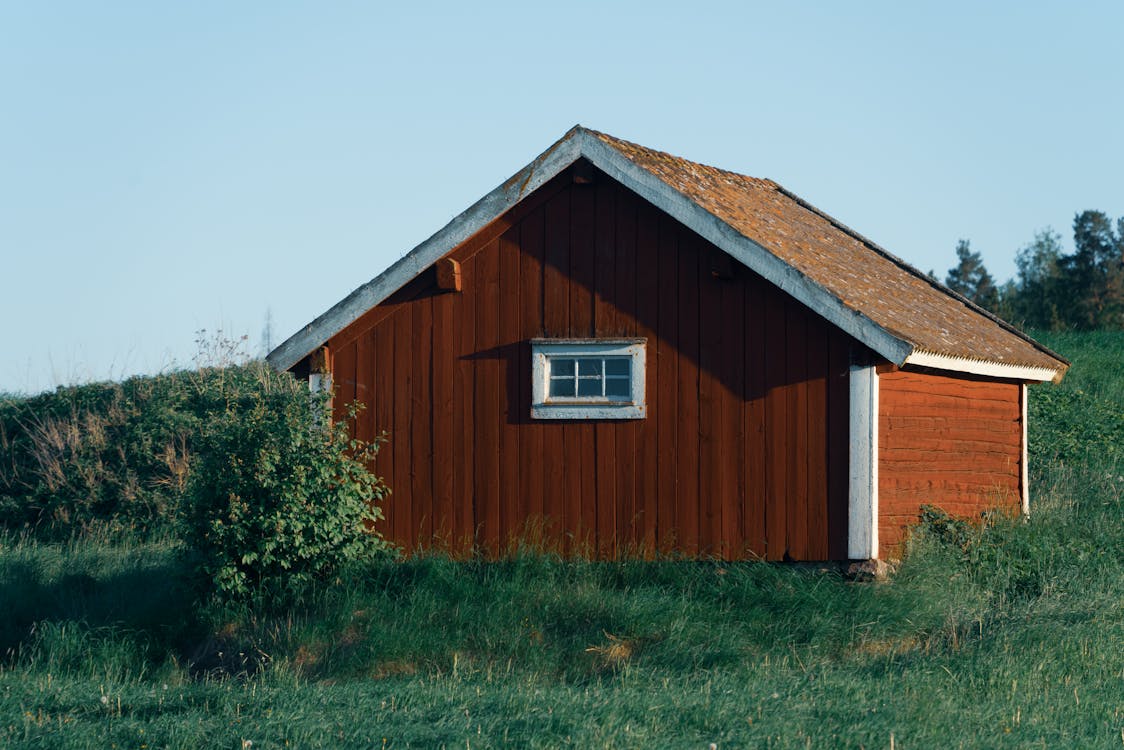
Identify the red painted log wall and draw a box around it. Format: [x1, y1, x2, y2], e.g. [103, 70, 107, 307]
[878, 367, 1023, 557]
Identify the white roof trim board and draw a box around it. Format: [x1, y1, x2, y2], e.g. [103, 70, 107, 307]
[267, 126, 1064, 383]
[266, 133, 583, 373]
[576, 135, 914, 367]
[901, 350, 1061, 383]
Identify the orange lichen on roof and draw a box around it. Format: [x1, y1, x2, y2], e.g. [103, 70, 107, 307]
[590, 129, 1064, 374]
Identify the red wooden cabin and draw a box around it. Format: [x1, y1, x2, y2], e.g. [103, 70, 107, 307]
[268, 127, 1067, 561]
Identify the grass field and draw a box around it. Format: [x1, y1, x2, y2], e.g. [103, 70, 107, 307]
[2, 332, 1123, 748]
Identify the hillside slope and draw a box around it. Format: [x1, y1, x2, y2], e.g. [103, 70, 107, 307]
[1, 332, 1122, 748]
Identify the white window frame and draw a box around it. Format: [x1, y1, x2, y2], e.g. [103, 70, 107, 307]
[531, 338, 646, 420]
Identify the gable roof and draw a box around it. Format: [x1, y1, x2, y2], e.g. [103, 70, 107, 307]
[268, 126, 1068, 382]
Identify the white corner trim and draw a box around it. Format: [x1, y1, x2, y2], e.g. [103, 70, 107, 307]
[848, 364, 879, 560]
[901, 350, 1060, 383]
[1020, 383, 1030, 516]
[530, 338, 647, 420]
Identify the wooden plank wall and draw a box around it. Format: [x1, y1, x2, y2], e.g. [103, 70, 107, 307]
[878, 367, 1022, 557]
[326, 165, 854, 560]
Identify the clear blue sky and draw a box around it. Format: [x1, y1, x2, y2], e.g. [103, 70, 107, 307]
[3, 1, 1122, 394]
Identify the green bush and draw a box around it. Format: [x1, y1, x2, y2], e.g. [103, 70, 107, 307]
[182, 367, 392, 603]
[0, 362, 308, 537]
[1, 373, 206, 536]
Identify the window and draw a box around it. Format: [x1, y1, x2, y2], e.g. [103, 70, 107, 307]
[531, 338, 646, 419]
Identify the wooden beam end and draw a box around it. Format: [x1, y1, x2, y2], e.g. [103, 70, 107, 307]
[436, 257, 462, 292]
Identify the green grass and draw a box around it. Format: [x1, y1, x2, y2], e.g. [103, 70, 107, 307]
[1026, 331, 1124, 466]
[1032, 329, 1124, 402]
[1, 332, 1123, 748]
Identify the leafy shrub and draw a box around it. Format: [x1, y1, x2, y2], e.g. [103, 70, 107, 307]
[0, 356, 302, 537]
[916, 504, 974, 551]
[1, 375, 201, 536]
[0, 332, 381, 544]
[182, 367, 392, 603]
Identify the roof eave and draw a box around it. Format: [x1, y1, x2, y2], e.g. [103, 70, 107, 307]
[580, 133, 1070, 381]
[764, 182, 1070, 382]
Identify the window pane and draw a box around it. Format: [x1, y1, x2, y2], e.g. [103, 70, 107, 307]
[551, 358, 575, 376]
[604, 359, 630, 376]
[532, 341, 645, 418]
[577, 359, 602, 376]
[550, 378, 576, 397]
[604, 378, 630, 397]
[577, 378, 602, 397]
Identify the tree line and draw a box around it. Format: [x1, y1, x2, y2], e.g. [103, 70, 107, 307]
[937, 210, 1124, 330]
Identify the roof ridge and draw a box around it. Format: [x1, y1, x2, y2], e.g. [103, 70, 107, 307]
[586, 128, 773, 188]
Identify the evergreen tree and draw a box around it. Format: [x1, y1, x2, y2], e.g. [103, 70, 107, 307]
[945, 239, 999, 312]
[947, 213, 1124, 332]
[1063, 211, 1124, 328]
[994, 279, 1019, 324]
[1009, 229, 1066, 330]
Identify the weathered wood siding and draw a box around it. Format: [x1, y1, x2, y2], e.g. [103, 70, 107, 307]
[878, 367, 1023, 556]
[324, 165, 855, 560]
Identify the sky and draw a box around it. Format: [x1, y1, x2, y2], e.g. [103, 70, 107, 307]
[2, 1, 1122, 395]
